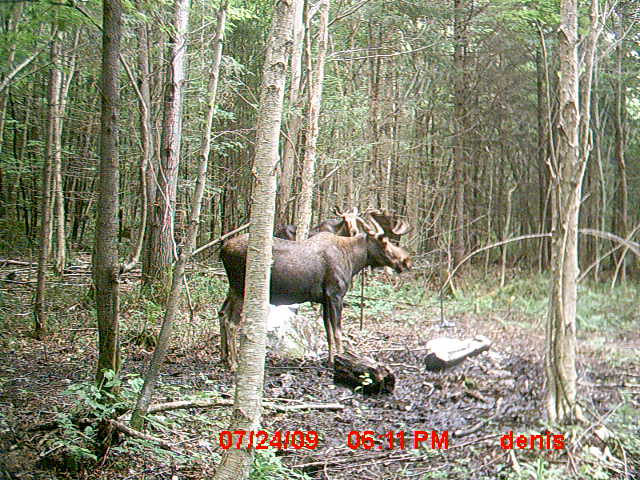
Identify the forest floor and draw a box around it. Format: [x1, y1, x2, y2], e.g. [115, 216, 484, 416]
[0, 259, 639, 480]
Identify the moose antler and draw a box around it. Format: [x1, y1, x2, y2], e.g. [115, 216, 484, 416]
[392, 219, 411, 236]
[359, 213, 385, 238]
[364, 208, 412, 238]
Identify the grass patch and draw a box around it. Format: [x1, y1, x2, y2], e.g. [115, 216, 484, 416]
[345, 275, 426, 319]
[441, 271, 639, 334]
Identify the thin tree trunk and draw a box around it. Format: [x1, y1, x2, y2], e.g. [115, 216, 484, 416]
[296, 0, 329, 240]
[613, 11, 628, 280]
[145, 0, 191, 287]
[124, 14, 154, 272]
[131, 0, 227, 429]
[34, 27, 62, 339]
[94, 0, 123, 388]
[52, 30, 80, 273]
[213, 0, 293, 477]
[500, 185, 516, 288]
[367, 23, 381, 208]
[452, 0, 467, 268]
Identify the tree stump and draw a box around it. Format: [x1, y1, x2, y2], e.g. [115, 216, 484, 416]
[333, 352, 395, 394]
[423, 335, 491, 371]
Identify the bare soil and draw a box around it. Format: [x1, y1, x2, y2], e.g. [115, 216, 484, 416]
[0, 267, 639, 480]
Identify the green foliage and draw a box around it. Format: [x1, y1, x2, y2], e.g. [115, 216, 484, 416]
[504, 457, 566, 480]
[50, 371, 142, 466]
[576, 282, 639, 332]
[121, 292, 164, 348]
[250, 449, 311, 480]
[187, 271, 228, 306]
[493, 0, 560, 31]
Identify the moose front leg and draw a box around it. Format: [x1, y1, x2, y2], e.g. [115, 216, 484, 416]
[325, 292, 345, 365]
[322, 301, 336, 365]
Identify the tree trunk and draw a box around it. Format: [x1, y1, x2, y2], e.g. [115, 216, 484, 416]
[0, 3, 24, 213]
[34, 26, 62, 339]
[213, 0, 293, 478]
[131, 0, 227, 429]
[277, 0, 304, 225]
[123, 12, 154, 272]
[296, 0, 329, 241]
[544, 0, 605, 424]
[144, 0, 191, 287]
[367, 23, 381, 208]
[94, 0, 123, 388]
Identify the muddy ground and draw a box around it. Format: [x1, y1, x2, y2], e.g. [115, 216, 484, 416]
[0, 264, 639, 479]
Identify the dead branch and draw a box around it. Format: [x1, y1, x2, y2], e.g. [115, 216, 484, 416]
[440, 233, 552, 293]
[0, 258, 37, 266]
[107, 419, 175, 450]
[192, 223, 250, 257]
[147, 398, 344, 414]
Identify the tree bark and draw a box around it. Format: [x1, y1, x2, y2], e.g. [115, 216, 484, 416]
[124, 11, 154, 272]
[213, 0, 293, 477]
[277, 0, 305, 225]
[452, 0, 467, 268]
[94, 0, 123, 388]
[144, 0, 191, 287]
[34, 26, 62, 339]
[296, 0, 329, 241]
[53, 30, 79, 274]
[613, 11, 628, 280]
[544, 0, 602, 424]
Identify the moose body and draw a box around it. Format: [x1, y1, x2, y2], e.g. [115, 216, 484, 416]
[219, 226, 411, 369]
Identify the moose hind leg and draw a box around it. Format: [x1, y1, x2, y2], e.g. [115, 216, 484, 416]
[219, 292, 242, 371]
[329, 298, 344, 355]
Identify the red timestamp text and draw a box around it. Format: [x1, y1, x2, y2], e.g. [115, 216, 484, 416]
[218, 430, 319, 450]
[346, 430, 449, 450]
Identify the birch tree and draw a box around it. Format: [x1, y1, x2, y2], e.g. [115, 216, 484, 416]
[213, 0, 294, 477]
[277, 0, 304, 225]
[34, 26, 61, 339]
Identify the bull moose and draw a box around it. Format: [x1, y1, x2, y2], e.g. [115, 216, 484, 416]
[218, 214, 412, 369]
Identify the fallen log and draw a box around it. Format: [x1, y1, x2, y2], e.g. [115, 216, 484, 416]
[423, 335, 491, 371]
[333, 351, 395, 394]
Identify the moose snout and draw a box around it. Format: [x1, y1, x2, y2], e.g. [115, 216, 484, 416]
[394, 257, 412, 273]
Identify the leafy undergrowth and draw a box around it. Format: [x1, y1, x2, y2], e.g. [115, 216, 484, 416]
[0, 264, 638, 479]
